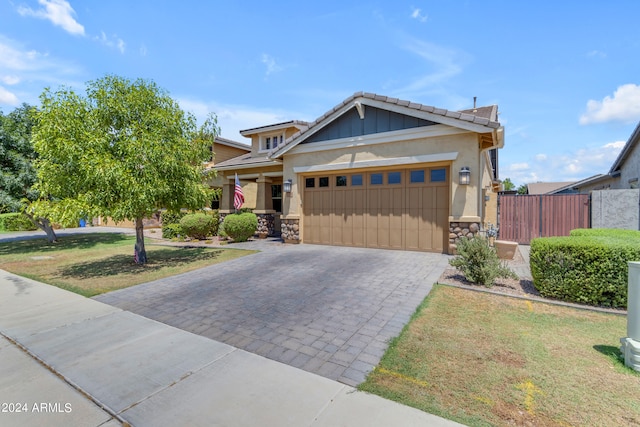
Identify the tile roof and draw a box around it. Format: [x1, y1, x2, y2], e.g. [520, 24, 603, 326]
[527, 181, 576, 195]
[239, 120, 309, 136]
[213, 152, 282, 169]
[271, 91, 501, 157]
[214, 137, 250, 151]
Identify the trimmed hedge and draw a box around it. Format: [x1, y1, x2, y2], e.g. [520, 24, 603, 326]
[179, 213, 217, 240]
[223, 212, 257, 242]
[162, 223, 183, 239]
[530, 230, 640, 308]
[0, 213, 37, 231]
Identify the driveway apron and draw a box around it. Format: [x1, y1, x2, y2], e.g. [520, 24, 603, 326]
[94, 242, 450, 386]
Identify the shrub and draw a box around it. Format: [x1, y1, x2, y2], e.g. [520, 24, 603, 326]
[160, 210, 186, 226]
[162, 223, 183, 239]
[223, 212, 258, 242]
[531, 233, 640, 308]
[449, 236, 518, 287]
[0, 213, 38, 231]
[179, 213, 217, 240]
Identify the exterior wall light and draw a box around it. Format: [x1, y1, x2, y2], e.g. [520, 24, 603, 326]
[283, 179, 292, 193]
[459, 167, 471, 185]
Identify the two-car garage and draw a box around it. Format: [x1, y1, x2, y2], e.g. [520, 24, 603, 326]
[302, 166, 449, 252]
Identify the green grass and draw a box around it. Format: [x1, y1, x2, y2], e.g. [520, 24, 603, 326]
[0, 233, 255, 296]
[359, 284, 640, 427]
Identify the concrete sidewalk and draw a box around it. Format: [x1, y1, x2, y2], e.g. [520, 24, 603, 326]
[0, 269, 463, 427]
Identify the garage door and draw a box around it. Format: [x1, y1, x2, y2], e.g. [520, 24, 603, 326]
[303, 167, 449, 252]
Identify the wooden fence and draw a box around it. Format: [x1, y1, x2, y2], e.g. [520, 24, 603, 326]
[498, 194, 590, 244]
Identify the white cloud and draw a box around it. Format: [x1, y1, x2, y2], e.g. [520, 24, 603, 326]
[18, 0, 85, 36]
[503, 141, 625, 185]
[580, 84, 640, 125]
[393, 36, 469, 99]
[411, 8, 428, 22]
[0, 86, 19, 105]
[139, 44, 148, 56]
[1, 75, 21, 85]
[178, 98, 307, 140]
[586, 50, 606, 59]
[261, 54, 283, 77]
[96, 32, 126, 54]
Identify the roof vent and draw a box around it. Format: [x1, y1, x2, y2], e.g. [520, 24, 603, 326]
[473, 96, 477, 111]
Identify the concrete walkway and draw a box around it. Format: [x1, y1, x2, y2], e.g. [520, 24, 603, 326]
[95, 240, 450, 386]
[0, 269, 463, 427]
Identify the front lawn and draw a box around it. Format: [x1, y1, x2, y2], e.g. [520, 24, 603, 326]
[360, 284, 639, 427]
[0, 233, 254, 297]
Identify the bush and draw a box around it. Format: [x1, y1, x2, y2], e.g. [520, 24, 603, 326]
[223, 212, 258, 242]
[531, 233, 640, 308]
[179, 213, 217, 240]
[449, 236, 518, 287]
[0, 213, 37, 231]
[162, 223, 183, 239]
[160, 210, 186, 226]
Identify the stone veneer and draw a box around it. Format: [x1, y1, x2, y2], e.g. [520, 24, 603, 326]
[448, 221, 480, 252]
[281, 219, 300, 243]
[256, 213, 275, 238]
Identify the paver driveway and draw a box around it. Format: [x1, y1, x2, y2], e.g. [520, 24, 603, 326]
[95, 240, 450, 386]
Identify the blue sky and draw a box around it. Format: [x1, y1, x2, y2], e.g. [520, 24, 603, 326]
[1, 1, 639, 186]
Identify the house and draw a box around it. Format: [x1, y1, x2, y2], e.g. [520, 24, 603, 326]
[216, 92, 505, 254]
[205, 137, 251, 209]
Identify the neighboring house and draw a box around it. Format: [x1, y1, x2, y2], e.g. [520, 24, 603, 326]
[527, 181, 576, 195]
[216, 92, 505, 254]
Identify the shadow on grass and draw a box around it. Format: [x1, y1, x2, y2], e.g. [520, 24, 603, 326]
[594, 344, 640, 376]
[0, 233, 132, 256]
[59, 247, 224, 279]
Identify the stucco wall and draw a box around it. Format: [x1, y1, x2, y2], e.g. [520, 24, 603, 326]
[591, 189, 640, 230]
[282, 129, 484, 221]
[615, 141, 640, 189]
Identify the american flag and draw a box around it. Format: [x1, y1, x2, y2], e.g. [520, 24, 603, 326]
[233, 173, 244, 210]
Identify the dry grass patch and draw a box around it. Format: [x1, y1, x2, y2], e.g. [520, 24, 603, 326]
[359, 284, 640, 427]
[0, 233, 254, 296]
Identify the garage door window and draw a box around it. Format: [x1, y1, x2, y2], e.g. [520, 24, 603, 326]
[305, 178, 315, 188]
[388, 171, 402, 184]
[370, 173, 383, 185]
[319, 177, 329, 187]
[410, 170, 425, 183]
[431, 168, 446, 182]
[351, 174, 363, 186]
[336, 176, 347, 187]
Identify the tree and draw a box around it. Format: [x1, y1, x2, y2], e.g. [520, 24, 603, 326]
[32, 75, 216, 263]
[502, 177, 515, 191]
[0, 104, 58, 242]
[516, 184, 528, 195]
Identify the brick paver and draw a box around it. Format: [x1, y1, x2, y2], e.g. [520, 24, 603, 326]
[95, 240, 450, 386]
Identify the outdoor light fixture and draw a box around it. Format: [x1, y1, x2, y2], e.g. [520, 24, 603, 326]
[283, 179, 292, 193]
[459, 167, 471, 185]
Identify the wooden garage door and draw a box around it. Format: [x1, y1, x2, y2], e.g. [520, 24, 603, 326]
[303, 167, 449, 252]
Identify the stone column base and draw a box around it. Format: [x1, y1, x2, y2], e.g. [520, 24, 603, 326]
[620, 337, 640, 372]
[448, 221, 480, 254]
[281, 219, 300, 244]
[256, 213, 275, 238]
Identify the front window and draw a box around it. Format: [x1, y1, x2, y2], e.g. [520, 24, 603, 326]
[261, 133, 284, 152]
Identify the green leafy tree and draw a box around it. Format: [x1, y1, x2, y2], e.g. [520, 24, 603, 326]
[32, 75, 217, 263]
[502, 177, 515, 191]
[0, 104, 58, 241]
[516, 184, 528, 195]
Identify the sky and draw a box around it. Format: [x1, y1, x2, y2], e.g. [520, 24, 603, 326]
[1, 0, 640, 187]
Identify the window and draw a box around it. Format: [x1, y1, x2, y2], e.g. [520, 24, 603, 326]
[431, 168, 446, 182]
[319, 177, 329, 187]
[388, 172, 401, 184]
[410, 170, 425, 183]
[305, 178, 315, 188]
[370, 173, 383, 185]
[271, 185, 282, 212]
[351, 174, 363, 186]
[336, 176, 347, 187]
[261, 133, 284, 151]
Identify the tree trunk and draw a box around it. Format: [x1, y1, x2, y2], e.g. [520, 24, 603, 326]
[134, 217, 147, 264]
[24, 213, 58, 243]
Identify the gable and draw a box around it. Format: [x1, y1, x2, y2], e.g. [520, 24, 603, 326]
[303, 106, 437, 144]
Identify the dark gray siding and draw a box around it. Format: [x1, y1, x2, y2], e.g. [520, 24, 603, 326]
[303, 106, 437, 144]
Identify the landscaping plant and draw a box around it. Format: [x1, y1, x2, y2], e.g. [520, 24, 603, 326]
[222, 212, 257, 242]
[449, 236, 518, 287]
[179, 213, 217, 240]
